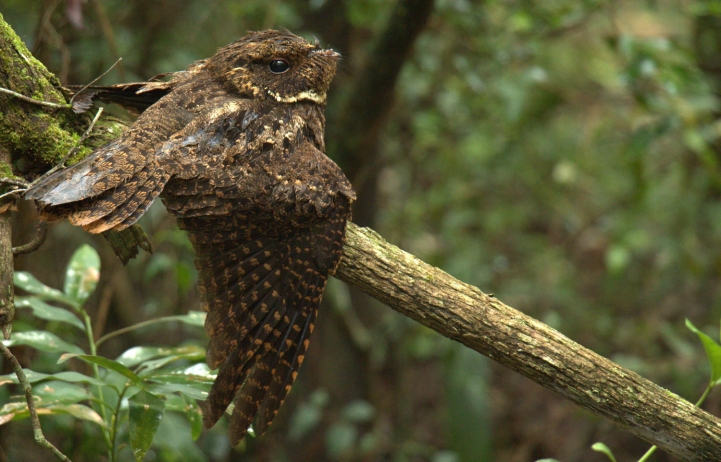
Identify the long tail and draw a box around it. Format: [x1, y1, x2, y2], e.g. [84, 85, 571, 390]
[25, 141, 169, 233]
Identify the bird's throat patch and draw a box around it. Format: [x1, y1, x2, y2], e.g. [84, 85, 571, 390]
[267, 89, 326, 104]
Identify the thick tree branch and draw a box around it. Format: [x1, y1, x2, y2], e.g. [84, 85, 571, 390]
[335, 223, 721, 461]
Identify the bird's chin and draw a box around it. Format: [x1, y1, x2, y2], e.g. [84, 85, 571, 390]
[267, 89, 327, 104]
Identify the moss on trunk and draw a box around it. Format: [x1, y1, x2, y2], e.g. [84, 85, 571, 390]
[0, 14, 143, 334]
[0, 13, 126, 178]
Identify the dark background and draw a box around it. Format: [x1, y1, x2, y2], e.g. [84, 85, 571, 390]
[2, 0, 721, 461]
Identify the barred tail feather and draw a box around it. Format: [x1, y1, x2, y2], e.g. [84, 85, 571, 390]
[28, 160, 168, 234]
[26, 140, 137, 204]
[117, 174, 169, 229]
[75, 169, 170, 233]
[25, 138, 165, 233]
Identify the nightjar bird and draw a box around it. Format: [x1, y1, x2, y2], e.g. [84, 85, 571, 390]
[25, 30, 355, 444]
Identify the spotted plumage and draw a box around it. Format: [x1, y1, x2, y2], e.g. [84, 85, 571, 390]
[25, 30, 354, 445]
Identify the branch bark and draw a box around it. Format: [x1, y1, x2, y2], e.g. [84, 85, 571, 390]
[336, 224, 721, 461]
[2, 12, 721, 462]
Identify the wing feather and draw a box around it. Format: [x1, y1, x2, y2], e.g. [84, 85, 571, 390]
[255, 302, 318, 435]
[190, 197, 350, 441]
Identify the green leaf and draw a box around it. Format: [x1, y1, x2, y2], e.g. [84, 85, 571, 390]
[117, 346, 167, 368]
[591, 442, 617, 462]
[116, 345, 205, 369]
[146, 381, 210, 401]
[59, 354, 142, 386]
[0, 402, 106, 428]
[0, 401, 29, 424]
[144, 363, 217, 400]
[143, 412, 207, 461]
[32, 380, 93, 405]
[431, 451, 459, 462]
[145, 363, 216, 384]
[686, 319, 721, 385]
[2, 331, 84, 354]
[13, 272, 76, 307]
[163, 395, 203, 441]
[49, 404, 107, 427]
[172, 311, 206, 327]
[64, 245, 101, 305]
[184, 397, 203, 441]
[326, 421, 358, 458]
[144, 363, 215, 400]
[136, 352, 206, 377]
[15, 296, 85, 330]
[0, 369, 106, 387]
[605, 245, 630, 274]
[129, 390, 166, 461]
[289, 389, 329, 441]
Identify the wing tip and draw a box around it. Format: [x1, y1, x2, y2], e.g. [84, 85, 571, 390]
[199, 399, 225, 430]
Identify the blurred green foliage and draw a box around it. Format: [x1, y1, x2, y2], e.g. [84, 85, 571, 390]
[3, 0, 721, 461]
[2, 246, 211, 461]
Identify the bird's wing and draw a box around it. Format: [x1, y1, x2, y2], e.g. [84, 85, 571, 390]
[24, 131, 172, 233]
[165, 140, 353, 444]
[66, 61, 207, 114]
[24, 93, 243, 234]
[70, 80, 175, 114]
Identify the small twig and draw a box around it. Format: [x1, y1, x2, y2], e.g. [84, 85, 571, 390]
[12, 40, 33, 69]
[68, 58, 123, 107]
[0, 178, 29, 189]
[0, 87, 71, 110]
[35, 107, 104, 181]
[0, 188, 26, 202]
[94, 319, 165, 349]
[12, 222, 49, 256]
[0, 342, 73, 462]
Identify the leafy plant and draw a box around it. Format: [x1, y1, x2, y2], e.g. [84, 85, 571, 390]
[1, 245, 212, 461]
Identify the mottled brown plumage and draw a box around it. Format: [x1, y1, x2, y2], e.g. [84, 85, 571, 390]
[25, 30, 354, 444]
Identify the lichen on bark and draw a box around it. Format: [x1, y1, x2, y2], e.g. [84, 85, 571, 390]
[0, 13, 126, 177]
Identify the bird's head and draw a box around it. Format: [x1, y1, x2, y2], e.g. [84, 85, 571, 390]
[207, 30, 340, 105]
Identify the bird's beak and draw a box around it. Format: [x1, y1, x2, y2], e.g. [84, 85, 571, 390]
[312, 49, 341, 61]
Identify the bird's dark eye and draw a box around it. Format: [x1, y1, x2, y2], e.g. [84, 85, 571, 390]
[269, 59, 290, 74]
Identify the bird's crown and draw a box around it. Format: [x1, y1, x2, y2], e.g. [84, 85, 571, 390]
[206, 30, 340, 104]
